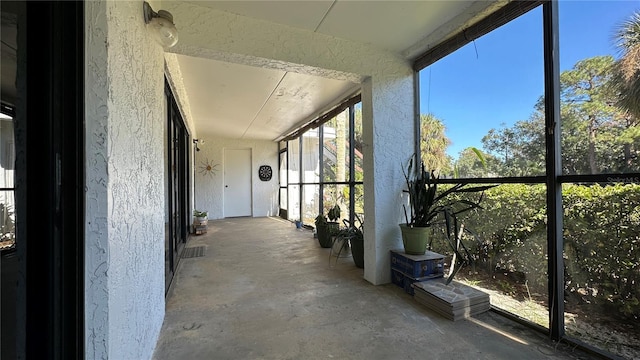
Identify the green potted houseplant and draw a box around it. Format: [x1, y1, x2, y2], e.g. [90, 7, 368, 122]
[400, 155, 494, 257]
[193, 210, 208, 225]
[315, 204, 341, 248]
[332, 214, 364, 268]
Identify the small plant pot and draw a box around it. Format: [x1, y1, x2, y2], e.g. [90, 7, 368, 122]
[399, 223, 429, 255]
[350, 235, 364, 268]
[331, 237, 352, 258]
[316, 222, 339, 248]
[194, 216, 208, 226]
[295, 220, 302, 229]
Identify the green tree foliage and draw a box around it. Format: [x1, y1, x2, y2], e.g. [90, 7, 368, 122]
[481, 116, 545, 176]
[353, 107, 364, 155]
[476, 55, 639, 175]
[611, 11, 640, 171]
[560, 56, 630, 174]
[420, 113, 452, 175]
[612, 11, 640, 119]
[453, 147, 500, 178]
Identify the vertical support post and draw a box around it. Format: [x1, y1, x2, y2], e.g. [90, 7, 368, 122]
[348, 105, 356, 225]
[543, 0, 565, 341]
[413, 71, 421, 163]
[318, 126, 324, 215]
[277, 143, 282, 215]
[298, 136, 303, 221]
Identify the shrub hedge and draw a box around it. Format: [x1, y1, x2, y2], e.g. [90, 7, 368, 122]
[428, 183, 640, 319]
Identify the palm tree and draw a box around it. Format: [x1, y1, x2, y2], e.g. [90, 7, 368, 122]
[420, 113, 452, 175]
[611, 11, 640, 170]
[612, 11, 640, 118]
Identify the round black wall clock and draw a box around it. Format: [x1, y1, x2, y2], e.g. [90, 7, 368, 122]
[258, 165, 272, 181]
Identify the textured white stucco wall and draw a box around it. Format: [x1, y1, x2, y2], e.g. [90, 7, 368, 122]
[165, 1, 415, 285]
[85, 1, 166, 359]
[194, 136, 279, 220]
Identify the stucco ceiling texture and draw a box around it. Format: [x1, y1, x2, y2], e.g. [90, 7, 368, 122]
[171, 1, 498, 141]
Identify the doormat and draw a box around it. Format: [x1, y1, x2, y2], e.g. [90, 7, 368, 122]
[182, 246, 206, 258]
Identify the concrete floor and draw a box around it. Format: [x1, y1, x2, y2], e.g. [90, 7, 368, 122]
[152, 217, 595, 360]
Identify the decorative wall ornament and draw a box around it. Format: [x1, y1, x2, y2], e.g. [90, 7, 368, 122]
[258, 165, 272, 181]
[199, 159, 219, 177]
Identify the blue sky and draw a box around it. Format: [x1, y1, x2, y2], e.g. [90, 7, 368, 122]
[419, 1, 640, 158]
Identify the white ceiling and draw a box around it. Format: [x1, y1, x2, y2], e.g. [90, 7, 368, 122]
[176, 54, 359, 140]
[172, 1, 500, 141]
[185, 1, 477, 54]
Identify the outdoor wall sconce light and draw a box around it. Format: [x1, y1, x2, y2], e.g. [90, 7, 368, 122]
[143, 1, 179, 49]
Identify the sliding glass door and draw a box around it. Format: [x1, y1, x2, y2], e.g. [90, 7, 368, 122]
[165, 80, 191, 293]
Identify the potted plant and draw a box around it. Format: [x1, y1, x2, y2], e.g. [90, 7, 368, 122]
[193, 210, 208, 225]
[315, 204, 341, 248]
[400, 155, 494, 260]
[329, 220, 352, 265]
[332, 214, 364, 268]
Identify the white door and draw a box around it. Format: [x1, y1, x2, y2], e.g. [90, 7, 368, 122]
[224, 149, 252, 217]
